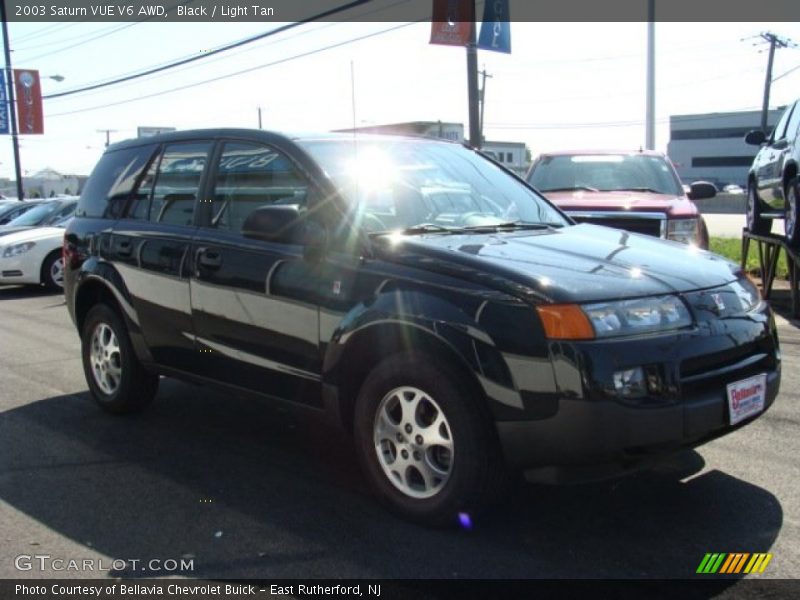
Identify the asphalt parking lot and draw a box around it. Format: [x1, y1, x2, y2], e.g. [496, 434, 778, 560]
[0, 285, 798, 581]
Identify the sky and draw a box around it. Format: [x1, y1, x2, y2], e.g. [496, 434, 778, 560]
[1, 9, 799, 180]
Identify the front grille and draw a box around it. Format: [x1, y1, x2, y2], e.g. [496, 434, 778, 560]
[680, 343, 776, 398]
[573, 216, 663, 237]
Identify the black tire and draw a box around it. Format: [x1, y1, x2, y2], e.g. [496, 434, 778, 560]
[81, 304, 158, 414]
[747, 183, 771, 235]
[40, 250, 64, 291]
[784, 177, 800, 247]
[354, 352, 507, 526]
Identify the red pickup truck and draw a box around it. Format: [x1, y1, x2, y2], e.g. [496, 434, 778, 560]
[526, 150, 716, 249]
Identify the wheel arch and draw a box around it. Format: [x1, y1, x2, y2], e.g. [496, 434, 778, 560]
[784, 161, 798, 186]
[326, 320, 486, 434]
[73, 272, 154, 365]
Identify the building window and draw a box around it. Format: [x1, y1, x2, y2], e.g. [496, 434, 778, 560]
[691, 156, 755, 168]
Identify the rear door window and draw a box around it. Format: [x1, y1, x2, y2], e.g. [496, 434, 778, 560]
[126, 142, 212, 226]
[77, 144, 158, 218]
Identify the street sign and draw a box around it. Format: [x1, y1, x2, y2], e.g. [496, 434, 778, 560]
[478, 0, 511, 54]
[0, 71, 9, 134]
[14, 69, 43, 134]
[137, 126, 176, 137]
[429, 0, 474, 47]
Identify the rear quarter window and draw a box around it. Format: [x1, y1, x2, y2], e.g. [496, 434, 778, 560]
[77, 144, 158, 218]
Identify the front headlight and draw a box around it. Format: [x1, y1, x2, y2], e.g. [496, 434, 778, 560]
[582, 295, 692, 338]
[2, 241, 36, 258]
[730, 276, 762, 312]
[666, 218, 699, 244]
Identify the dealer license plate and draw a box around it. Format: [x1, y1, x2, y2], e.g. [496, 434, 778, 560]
[726, 373, 767, 426]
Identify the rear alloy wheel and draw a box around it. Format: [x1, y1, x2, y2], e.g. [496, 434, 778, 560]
[785, 177, 800, 246]
[41, 251, 64, 290]
[747, 184, 771, 235]
[354, 352, 507, 526]
[81, 304, 158, 414]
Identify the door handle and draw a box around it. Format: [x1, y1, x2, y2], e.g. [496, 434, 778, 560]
[197, 247, 222, 270]
[115, 240, 133, 257]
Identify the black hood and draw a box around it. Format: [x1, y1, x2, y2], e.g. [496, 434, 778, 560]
[371, 223, 741, 304]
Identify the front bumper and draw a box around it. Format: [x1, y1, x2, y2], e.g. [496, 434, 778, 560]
[496, 297, 781, 471]
[0, 255, 37, 285]
[497, 368, 779, 470]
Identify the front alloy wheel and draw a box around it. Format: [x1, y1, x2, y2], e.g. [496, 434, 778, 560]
[354, 352, 507, 525]
[373, 386, 454, 499]
[41, 251, 64, 290]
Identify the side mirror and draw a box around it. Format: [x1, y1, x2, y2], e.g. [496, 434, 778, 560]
[688, 181, 717, 201]
[242, 205, 303, 244]
[241, 204, 328, 261]
[744, 130, 766, 146]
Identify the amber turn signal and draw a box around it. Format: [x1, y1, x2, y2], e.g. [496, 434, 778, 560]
[536, 304, 596, 340]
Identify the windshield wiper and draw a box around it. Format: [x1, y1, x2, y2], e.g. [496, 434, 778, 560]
[370, 223, 461, 237]
[540, 186, 600, 193]
[613, 187, 665, 194]
[461, 221, 562, 233]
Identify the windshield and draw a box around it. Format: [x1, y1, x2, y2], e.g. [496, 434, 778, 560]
[5, 201, 61, 226]
[528, 154, 684, 196]
[300, 139, 568, 233]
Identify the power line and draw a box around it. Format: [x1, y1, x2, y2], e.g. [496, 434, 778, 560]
[45, 0, 415, 102]
[13, 0, 194, 60]
[13, 21, 136, 53]
[20, 22, 141, 63]
[773, 63, 800, 82]
[9, 21, 81, 44]
[43, 0, 372, 101]
[47, 21, 419, 118]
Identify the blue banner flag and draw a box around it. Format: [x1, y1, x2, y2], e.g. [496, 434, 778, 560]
[478, 0, 511, 54]
[0, 71, 9, 135]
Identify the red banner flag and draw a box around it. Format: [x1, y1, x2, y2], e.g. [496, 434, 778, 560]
[430, 0, 474, 47]
[14, 69, 44, 135]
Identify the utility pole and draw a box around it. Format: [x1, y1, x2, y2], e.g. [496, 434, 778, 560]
[466, 20, 481, 148]
[645, 0, 655, 150]
[758, 32, 793, 134]
[97, 129, 117, 147]
[257, 106, 262, 129]
[478, 67, 492, 146]
[0, 3, 24, 200]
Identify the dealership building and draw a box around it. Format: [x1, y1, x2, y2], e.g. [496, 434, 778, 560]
[667, 107, 785, 188]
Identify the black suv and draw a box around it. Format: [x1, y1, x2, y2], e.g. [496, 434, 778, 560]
[746, 98, 800, 244]
[65, 129, 780, 524]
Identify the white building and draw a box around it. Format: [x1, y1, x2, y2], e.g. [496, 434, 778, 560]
[481, 140, 528, 176]
[667, 108, 784, 188]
